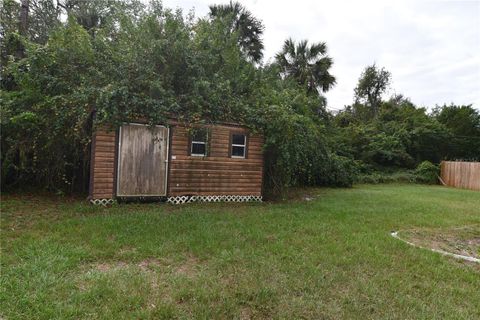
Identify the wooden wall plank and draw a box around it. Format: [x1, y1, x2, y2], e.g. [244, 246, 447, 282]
[169, 123, 264, 197]
[169, 191, 261, 196]
[440, 161, 480, 191]
[91, 128, 116, 200]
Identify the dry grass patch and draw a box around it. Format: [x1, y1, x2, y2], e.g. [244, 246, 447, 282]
[85, 255, 202, 276]
[174, 255, 201, 277]
[400, 225, 480, 260]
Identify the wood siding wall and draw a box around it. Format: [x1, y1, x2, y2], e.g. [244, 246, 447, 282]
[441, 161, 480, 191]
[90, 129, 117, 199]
[169, 124, 264, 196]
[90, 123, 264, 199]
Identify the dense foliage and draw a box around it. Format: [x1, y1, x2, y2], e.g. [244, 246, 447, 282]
[414, 161, 440, 184]
[1, 0, 479, 195]
[334, 64, 479, 181]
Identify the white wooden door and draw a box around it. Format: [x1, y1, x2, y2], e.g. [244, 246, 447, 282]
[116, 123, 169, 196]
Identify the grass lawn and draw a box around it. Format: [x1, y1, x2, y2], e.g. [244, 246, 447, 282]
[1, 184, 479, 319]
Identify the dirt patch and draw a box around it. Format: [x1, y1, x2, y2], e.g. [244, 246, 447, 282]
[265, 234, 277, 242]
[272, 187, 321, 203]
[239, 306, 253, 320]
[95, 261, 129, 272]
[400, 225, 480, 259]
[138, 258, 163, 271]
[87, 255, 201, 276]
[89, 259, 166, 273]
[174, 255, 200, 277]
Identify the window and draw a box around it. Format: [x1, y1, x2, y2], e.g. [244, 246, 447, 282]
[231, 133, 247, 158]
[190, 129, 208, 156]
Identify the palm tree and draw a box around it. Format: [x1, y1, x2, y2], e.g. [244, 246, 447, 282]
[275, 38, 336, 95]
[209, 1, 264, 63]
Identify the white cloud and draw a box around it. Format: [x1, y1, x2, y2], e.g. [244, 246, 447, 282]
[162, 0, 480, 110]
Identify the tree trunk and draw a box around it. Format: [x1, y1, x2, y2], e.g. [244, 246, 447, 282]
[16, 0, 29, 59]
[19, 0, 29, 36]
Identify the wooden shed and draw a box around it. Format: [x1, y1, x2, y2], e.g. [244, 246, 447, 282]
[89, 121, 264, 204]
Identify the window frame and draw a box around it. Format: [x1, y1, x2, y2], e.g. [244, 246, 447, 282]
[189, 128, 209, 157]
[230, 132, 248, 159]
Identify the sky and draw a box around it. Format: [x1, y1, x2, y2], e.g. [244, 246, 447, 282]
[162, 0, 480, 111]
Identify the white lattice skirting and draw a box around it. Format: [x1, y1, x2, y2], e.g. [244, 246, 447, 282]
[90, 198, 117, 206]
[90, 195, 262, 205]
[167, 195, 263, 205]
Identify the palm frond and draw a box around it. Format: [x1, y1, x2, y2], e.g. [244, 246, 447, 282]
[208, 1, 264, 63]
[297, 39, 308, 58]
[274, 38, 336, 94]
[307, 42, 327, 60]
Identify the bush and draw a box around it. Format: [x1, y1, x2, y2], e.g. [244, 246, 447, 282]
[262, 105, 358, 199]
[414, 161, 439, 184]
[355, 162, 439, 185]
[355, 170, 416, 184]
[262, 106, 328, 198]
[315, 154, 359, 187]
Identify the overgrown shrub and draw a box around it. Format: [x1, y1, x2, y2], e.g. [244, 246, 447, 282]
[315, 154, 358, 187]
[414, 161, 439, 184]
[355, 162, 440, 185]
[262, 104, 358, 199]
[262, 106, 328, 198]
[355, 170, 416, 184]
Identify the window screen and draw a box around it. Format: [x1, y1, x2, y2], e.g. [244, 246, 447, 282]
[231, 133, 246, 158]
[191, 129, 208, 156]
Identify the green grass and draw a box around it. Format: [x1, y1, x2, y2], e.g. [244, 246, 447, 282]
[1, 184, 479, 319]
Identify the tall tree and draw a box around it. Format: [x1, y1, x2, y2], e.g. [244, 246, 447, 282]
[354, 64, 391, 117]
[19, 0, 29, 36]
[0, 0, 63, 45]
[1, 0, 20, 68]
[434, 104, 480, 137]
[275, 38, 336, 95]
[433, 104, 480, 159]
[209, 1, 264, 63]
[28, 0, 62, 43]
